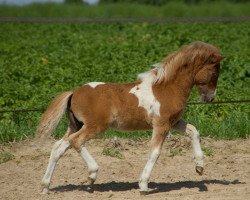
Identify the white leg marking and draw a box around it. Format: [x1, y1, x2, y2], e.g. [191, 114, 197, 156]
[186, 124, 204, 167]
[139, 148, 160, 192]
[41, 139, 70, 194]
[80, 146, 99, 181]
[86, 82, 105, 88]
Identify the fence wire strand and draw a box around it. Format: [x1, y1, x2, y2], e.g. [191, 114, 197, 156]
[1, 17, 250, 23]
[0, 100, 249, 114]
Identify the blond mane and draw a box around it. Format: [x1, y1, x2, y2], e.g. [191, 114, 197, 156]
[138, 41, 220, 84]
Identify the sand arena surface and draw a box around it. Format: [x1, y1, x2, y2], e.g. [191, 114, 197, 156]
[0, 136, 249, 200]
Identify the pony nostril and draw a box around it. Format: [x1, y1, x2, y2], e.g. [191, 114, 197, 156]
[210, 97, 215, 102]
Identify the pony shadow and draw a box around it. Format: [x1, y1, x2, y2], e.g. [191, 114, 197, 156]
[51, 179, 244, 194]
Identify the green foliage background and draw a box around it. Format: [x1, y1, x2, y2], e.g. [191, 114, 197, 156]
[99, 0, 250, 5]
[0, 1, 250, 18]
[0, 2, 249, 142]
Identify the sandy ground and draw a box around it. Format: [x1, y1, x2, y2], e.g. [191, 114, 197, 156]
[0, 136, 250, 200]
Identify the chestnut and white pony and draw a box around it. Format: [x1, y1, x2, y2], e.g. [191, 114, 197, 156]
[37, 41, 223, 195]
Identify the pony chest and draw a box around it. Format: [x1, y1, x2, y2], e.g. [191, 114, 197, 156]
[129, 82, 160, 117]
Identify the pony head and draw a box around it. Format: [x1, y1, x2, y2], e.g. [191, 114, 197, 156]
[193, 46, 223, 102]
[147, 41, 223, 103]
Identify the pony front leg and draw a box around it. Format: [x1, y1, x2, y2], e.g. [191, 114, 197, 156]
[139, 126, 169, 195]
[173, 119, 204, 175]
[139, 148, 161, 194]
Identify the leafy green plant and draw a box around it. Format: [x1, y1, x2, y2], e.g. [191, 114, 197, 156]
[102, 147, 124, 159]
[0, 2, 249, 18]
[0, 151, 15, 164]
[169, 148, 183, 157]
[202, 147, 214, 157]
[0, 21, 249, 143]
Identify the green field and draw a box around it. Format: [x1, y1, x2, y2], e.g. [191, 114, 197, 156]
[0, 2, 249, 142]
[0, 1, 250, 18]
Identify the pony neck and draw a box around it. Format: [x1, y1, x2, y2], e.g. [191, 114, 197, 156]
[153, 65, 195, 106]
[172, 66, 195, 100]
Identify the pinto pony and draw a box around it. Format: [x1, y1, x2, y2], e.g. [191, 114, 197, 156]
[37, 41, 223, 195]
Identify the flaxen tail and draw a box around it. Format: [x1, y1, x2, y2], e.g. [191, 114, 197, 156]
[36, 91, 73, 138]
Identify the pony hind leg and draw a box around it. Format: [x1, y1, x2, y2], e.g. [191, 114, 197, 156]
[173, 119, 204, 175]
[80, 146, 99, 186]
[67, 107, 98, 184]
[41, 128, 72, 194]
[66, 125, 106, 187]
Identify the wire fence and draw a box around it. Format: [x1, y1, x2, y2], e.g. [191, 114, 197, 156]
[1, 17, 250, 23]
[0, 100, 249, 114]
[0, 99, 249, 127]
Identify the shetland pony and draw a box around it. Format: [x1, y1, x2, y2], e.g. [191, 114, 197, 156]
[37, 41, 223, 195]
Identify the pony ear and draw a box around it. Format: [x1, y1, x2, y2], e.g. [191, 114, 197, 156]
[210, 53, 224, 63]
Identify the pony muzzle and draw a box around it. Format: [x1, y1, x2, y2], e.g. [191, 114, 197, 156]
[200, 91, 216, 103]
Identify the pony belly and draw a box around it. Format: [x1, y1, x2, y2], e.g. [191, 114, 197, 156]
[110, 117, 152, 131]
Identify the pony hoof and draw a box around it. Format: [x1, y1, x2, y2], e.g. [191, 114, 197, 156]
[140, 191, 149, 196]
[88, 177, 95, 185]
[81, 177, 95, 185]
[41, 188, 49, 195]
[196, 166, 204, 175]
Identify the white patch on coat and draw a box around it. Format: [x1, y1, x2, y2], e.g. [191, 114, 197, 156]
[137, 71, 151, 80]
[86, 82, 105, 88]
[129, 72, 160, 117]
